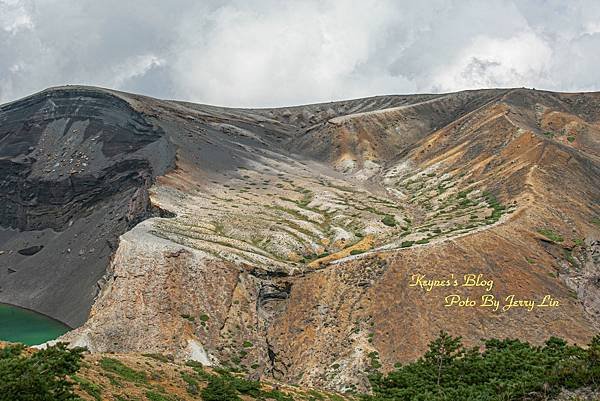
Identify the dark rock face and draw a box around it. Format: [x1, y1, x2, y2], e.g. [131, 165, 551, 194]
[17, 245, 43, 256]
[0, 88, 165, 231]
[0, 87, 174, 326]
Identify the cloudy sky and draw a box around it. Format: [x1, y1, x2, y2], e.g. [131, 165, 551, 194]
[1, 0, 600, 107]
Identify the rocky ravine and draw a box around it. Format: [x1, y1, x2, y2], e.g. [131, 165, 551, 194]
[1, 86, 599, 391]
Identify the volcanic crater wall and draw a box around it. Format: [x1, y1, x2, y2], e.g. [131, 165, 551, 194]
[0, 87, 175, 326]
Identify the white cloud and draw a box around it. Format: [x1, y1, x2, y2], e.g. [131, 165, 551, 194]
[0, 0, 599, 106]
[110, 54, 165, 88]
[171, 0, 403, 106]
[431, 31, 553, 91]
[0, 0, 34, 34]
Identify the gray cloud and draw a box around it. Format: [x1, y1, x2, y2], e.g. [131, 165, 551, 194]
[1, 0, 599, 107]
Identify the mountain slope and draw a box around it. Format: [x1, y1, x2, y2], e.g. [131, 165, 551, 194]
[0, 86, 598, 391]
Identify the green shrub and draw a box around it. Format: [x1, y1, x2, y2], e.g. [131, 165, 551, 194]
[180, 313, 194, 322]
[72, 376, 102, 400]
[537, 228, 564, 243]
[368, 351, 382, 370]
[228, 374, 261, 396]
[381, 215, 397, 227]
[99, 357, 147, 383]
[482, 191, 506, 222]
[350, 249, 365, 255]
[0, 342, 84, 401]
[145, 390, 177, 401]
[400, 241, 414, 248]
[457, 189, 472, 198]
[564, 249, 579, 268]
[366, 332, 600, 401]
[261, 389, 294, 401]
[181, 372, 199, 395]
[201, 375, 241, 401]
[142, 353, 173, 363]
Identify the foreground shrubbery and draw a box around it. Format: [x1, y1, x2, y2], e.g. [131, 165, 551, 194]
[2, 333, 599, 401]
[185, 361, 295, 401]
[366, 332, 600, 401]
[0, 342, 84, 401]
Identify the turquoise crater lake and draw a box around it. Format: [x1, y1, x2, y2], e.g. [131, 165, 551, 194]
[0, 303, 70, 345]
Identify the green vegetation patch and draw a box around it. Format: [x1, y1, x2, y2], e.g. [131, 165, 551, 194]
[564, 249, 579, 268]
[366, 331, 600, 401]
[73, 375, 102, 400]
[191, 365, 294, 401]
[145, 390, 177, 401]
[99, 357, 147, 384]
[537, 228, 564, 243]
[482, 191, 506, 224]
[0, 342, 84, 401]
[381, 215, 397, 227]
[181, 372, 200, 396]
[368, 351, 381, 370]
[142, 353, 173, 363]
[180, 313, 195, 322]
